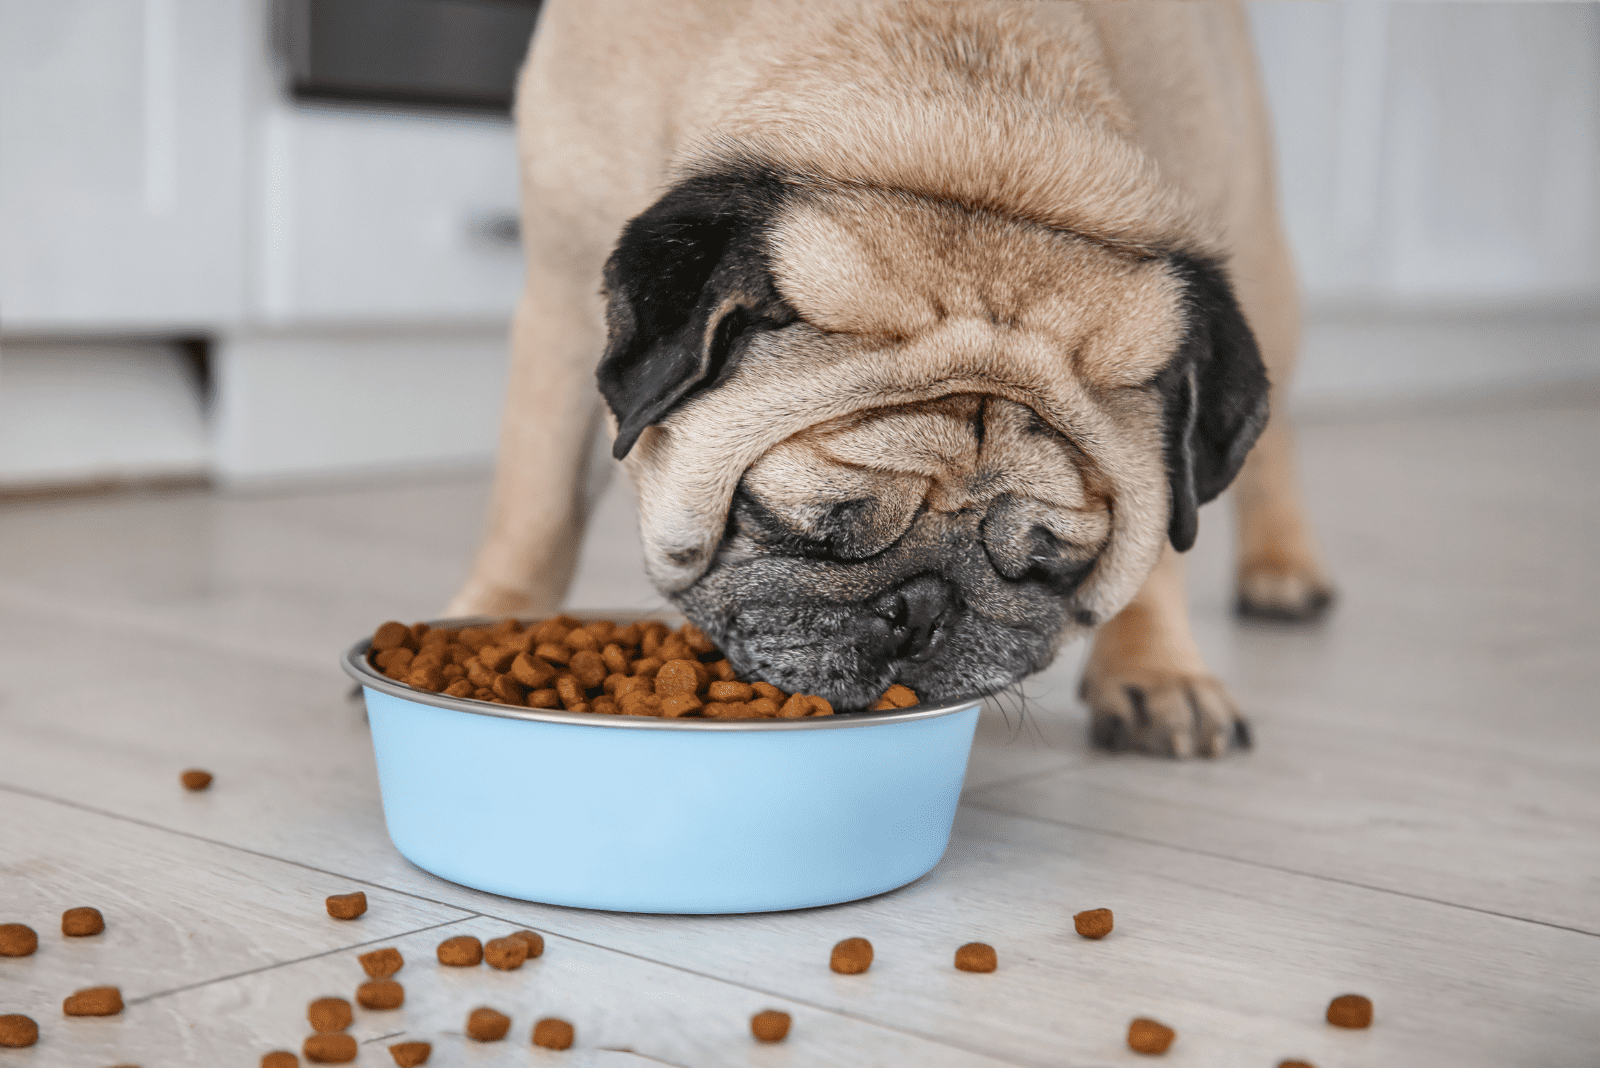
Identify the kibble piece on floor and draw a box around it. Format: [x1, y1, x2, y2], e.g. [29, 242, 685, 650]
[1278, 1061, 1316, 1068]
[750, 1009, 791, 1043]
[359, 946, 403, 978]
[324, 892, 367, 920]
[180, 768, 213, 791]
[0, 923, 37, 957]
[532, 1017, 575, 1050]
[308, 997, 353, 1033]
[0, 1015, 39, 1048]
[483, 936, 528, 970]
[303, 1032, 358, 1063]
[63, 986, 123, 1016]
[1127, 1018, 1176, 1055]
[467, 1007, 511, 1042]
[1326, 994, 1373, 1029]
[356, 979, 404, 1010]
[829, 937, 873, 974]
[1073, 907, 1114, 939]
[260, 1053, 298, 1068]
[954, 942, 998, 973]
[62, 906, 105, 936]
[389, 1041, 431, 1067]
[437, 934, 483, 966]
[509, 930, 545, 959]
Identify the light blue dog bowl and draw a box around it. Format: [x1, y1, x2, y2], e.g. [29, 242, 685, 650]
[343, 621, 981, 913]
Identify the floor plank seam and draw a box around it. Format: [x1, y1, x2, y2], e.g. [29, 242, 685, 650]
[961, 797, 1600, 938]
[960, 761, 1089, 800]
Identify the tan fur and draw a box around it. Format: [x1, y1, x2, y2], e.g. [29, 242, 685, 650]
[450, 0, 1332, 756]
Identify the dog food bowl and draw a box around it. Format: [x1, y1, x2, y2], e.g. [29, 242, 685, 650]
[343, 617, 981, 913]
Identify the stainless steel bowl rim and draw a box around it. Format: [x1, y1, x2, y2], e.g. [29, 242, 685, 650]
[343, 618, 981, 731]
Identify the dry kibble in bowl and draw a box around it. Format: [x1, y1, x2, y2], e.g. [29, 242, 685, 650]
[307, 997, 352, 1033]
[1326, 994, 1373, 1029]
[0, 923, 37, 957]
[359, 947, 403, 978]
[750, 1009, 791, 1043]
[437, 935, 483, 966]
[357, 980, 404, 1010]
[62, 986, 123, 1016]
[467, 1007, 511, 1042]
[324, 892, 367, 920]
[532, 1017, 575, 1050]
[953, 942, 997, 972]
[62, 906, 105, 936]
[180, 769, 213, 791]
[389, 1041, 432, 1067]
[260, 1051, 297, 1068]
[829, 937, 873, 974]
[483, 936, 528, 970]
[1073, 907, 1114, 939]
[0, 1015, 39, 1048]
[303, 1032, 358, 1063]
[1127, 1018, 1175, 1055]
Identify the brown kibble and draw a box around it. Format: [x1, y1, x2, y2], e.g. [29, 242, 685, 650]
[359, 946, 403, 978]
[534, 641, 571, 665]
[601, 643, 631, 675]
[534, 619, 570, 644]
[0, 923, 37, 957]
[631, 656, 664, 678]
[0, 1015, 38, 1048]
[567, 701, 592, 714]
[680, 623, 718, 654]
[478, 645, 517, 672]
[464, 657, 497, 689]
[1074, 907, 1113, 939]
[308, 997, 352, 1032]
[466, 1007, 510, 1042]
[532, 1017, 574, 1050]
[62, 986, 122, 1016]
[708, 680, 754, 702]
[1277, 1062, 1316, 1068]
[325, 892, 366, 920]
[619, 691, 663, 717]
[356, 979, 404, 1010]
[484, 936, 528, 970]
[777, 694, 811, 719]
[457, 626, 490, 650]
[808, 695, 834, 716]
[443, 679, 474, 698]
[569, 649, 607, 689]
[954, 942, 997, 972]
[829, 937, 873, 974]
[389, 1040, 431, 1067]
[376, 647, 415, 676]
[260, 1051, 298, 1068]
[591, 696, 619, 715]
[555, 674, 584, 709]
[492, 674, 526, 704]
[437, 934, 483, 966]
[408, 665, 447, 692]
[526, 687, 560, 708]
[656, 635, 690, 663]
[747, 697, 779, 717]
[707, 659, 739, 682]
[564, 627, 599, 652]
[508, 930, 544, 959]
[180, 768, 214, 791]
[702, 701, 750, 720]
[750, 1009, 791, 1043]
[509, 652, 555, 689]
[303, 1032, 358, 1063]
[612, 675, 652, 700]
[372, 622, 412, 651]
[640, 620, 669, 655]
[654, 659, 700, 696]
[872, 683, 920, 710]
[613, 622, 642, 646]
[751, 681, 785, 701]
[1326, 994, 1373, 1029]
[62, 907, 104, 936]
[1127, 1018, 1175, 1055]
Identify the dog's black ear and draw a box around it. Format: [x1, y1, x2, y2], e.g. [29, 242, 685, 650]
[1155, 253, 1271, 552]
[597, 166, 799, 460]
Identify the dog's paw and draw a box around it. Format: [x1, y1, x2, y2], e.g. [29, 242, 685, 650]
[1080, 668, 1250, 759]
[1235, 558, 1335, 623]
[444, 580, 548, 620]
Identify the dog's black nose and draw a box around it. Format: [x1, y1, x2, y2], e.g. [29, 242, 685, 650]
[872, 574, 953, 661]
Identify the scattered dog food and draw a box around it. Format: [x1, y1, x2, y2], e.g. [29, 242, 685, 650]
[1326, 994, 1372, 1029]
[437, 935, 483, 966]
[1127, 1017, 1175, 1055]
[954, 942, 997, 972]
[356, 979, 404, 1010]
[750, 1009, 791, 1043]
[532, 1017, 575, 1050]
[62, 986, 123, 1016]
[260, 1052, 297, 1068]
[389, 1040, 431, 1067]
[180, 769, 213, 791]
[830, 937, 873, 974]
[1278, 1061, 1316, 1068]
[61, 906, 104, 936]
[508, 929, 545, 959]
[484, 936, 528, 970]
[360, 946, 404, 978]
[303, 1032, 357, 1063]
[366, 617, 918, 717]
[324, 892, 367, 920]
[307, 997, 352, 1033]
[0, 923, 36, 957]
[1073, 908, 1114, 939]
[466, 1007, 511, 1042]
[0, 1015, 38, 1048]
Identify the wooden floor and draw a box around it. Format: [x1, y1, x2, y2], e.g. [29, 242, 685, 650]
[2, 388, 1597, 1067]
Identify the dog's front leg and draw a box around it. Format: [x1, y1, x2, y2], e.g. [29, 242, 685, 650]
[1080, 545, 1248, 758]
[447, 258, 607, 618]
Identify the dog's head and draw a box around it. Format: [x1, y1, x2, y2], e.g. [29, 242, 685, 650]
[598, 161, 1267, 706]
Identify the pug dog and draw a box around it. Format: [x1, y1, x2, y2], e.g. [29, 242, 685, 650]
[448, 0, 1334, 757]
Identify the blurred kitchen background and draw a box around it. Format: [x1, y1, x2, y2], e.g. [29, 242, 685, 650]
[1, 0, 1597, 495]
